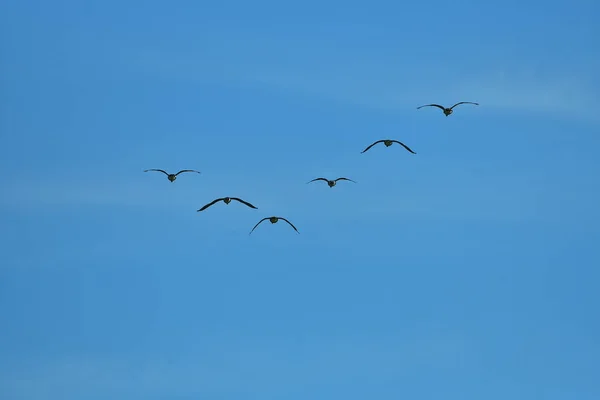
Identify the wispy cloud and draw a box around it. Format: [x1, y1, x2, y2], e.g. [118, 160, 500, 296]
[0, 175, 271, 210]
[133, 34, 599, 123]
[240, 67, 600, 123]
[0, 173, 534, 223]
[3, 161, 595, 225]
[0, 333, 473, 398]
[448, 70, 600, 122]
[0, 180, 175, 209]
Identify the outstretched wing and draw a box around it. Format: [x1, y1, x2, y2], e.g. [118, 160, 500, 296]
[279, 217, 300, 234]
[390, 140, 417, 154]
[249, 217, 270, 235]
[361, 140, 385, 153]
[416, 104, 445, 110]
[231, 197, 258, 209]
[450, 101, 479, 109]
[144, 169, 169, 176]
[307, 178, 329, 184]
[197, 198, 225, 212]
[334, 177, 357, 183]
[175, 169, 201, 176]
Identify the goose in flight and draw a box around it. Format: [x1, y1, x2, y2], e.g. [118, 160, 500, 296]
[197, 197, 258, 212]
[144, 169, 201, 182]
[361, 140, 416, 154]
[249, 216, 299, 235]
[307, 177, 356, 188]
[416, 101, 479, 116]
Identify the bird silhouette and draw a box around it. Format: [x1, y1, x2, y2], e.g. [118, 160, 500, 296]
[249, 216, 299, 235]
[416, 101, 479, 116]
[307, 177, 357, 187]
[361, 140, 416, 154]
[197, 197, 257, 212]
[144, 169, 201, 182]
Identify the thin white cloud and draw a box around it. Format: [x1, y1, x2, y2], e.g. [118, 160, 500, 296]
[0, 175, 268, 210]
[0, 174, 525, 223]
[2, 161, 591, 225]
[0, 181, 174, 208]
[133, 35, 599, 123]
[247, 68, 600, 123]
[0, 333, 473, 398]
[448, 71, 599, 122]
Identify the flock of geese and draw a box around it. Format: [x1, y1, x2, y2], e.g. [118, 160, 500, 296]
[144, 101, 479, 234]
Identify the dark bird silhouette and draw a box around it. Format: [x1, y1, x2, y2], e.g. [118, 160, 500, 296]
[197, 197, 257, 212]
[249, 216, 299, 235]
[416, 101, 479, 116]
[307, 177, 356, 188]
[361, 140, 416, 154]
[144, 169, 201, 182]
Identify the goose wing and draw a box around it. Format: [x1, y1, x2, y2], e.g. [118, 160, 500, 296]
[144, 169, 169, 176]
[249, 217, 270, 235]
[231, 197, 258, 209]
[334, 177, 357, 183]
[197, 198, 225, 212]
[416, 104, 446, 110]
[175, 169, 201, 176]
[361, 140, 385, 153]
[279, 217, 300, 234]
[307, 178, 329, 184]
[450, 101, 479, 109]
[390, 140, 417, 154]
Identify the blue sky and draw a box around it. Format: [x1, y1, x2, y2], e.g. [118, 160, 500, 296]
[1, 0, 599, 398]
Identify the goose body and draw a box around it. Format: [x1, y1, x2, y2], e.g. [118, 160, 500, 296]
[307, 177, 356, 187]
[361, 140, 416, 154]
[249, 216, 299, 235]
[197, 197, 258, 212]
[144, 169, 201, 182]
[416, 101, 478, 116]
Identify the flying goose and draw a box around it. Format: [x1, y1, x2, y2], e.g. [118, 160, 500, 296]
[361, 140, 416, 154]
[416, 101, 479, 116]
[307, 177, 356, 187]
[249, 216, 299, 235]
[197, 197, 257, 212]
[144, 169, 201, 182]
